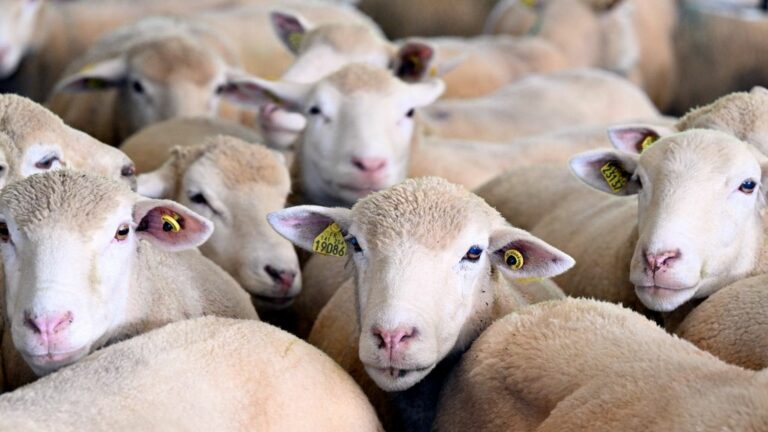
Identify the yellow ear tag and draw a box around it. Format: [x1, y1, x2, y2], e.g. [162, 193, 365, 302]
[516, 277, 542, 284]
[313, 223, 347, 257]
[639, 135, 657, 153]
[600, 162, 630, 194]
[288, 32, 303, 52]
[409, 54, 422, 68]
[429, 66, 438, 77]
[161, 213, 181, 233]
[84, 78, 106, 90]
[504, 249, 524, 270]
[521, 0, 537, 7]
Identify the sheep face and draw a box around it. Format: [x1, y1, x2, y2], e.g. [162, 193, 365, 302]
[571, 129, 767, 312]
[223, 64, 445, 207]
[138, 138, 301, 309]
[0, 171, 212, 376]
[0, 0, 42, 78]
[54, 37, 233, 141]
[269, 178, 573, 392]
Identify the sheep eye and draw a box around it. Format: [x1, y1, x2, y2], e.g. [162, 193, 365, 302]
[114, 223, 130, 241]
[35, 154, 59, 170]
[188, 193, 209, 206]
[308, 106, 322, 115]
[463, 245, 483, 262]
[739, 179, 757, 194]
[406, 108, 415, 118]
[131, 80, 145, 94]
[347, 236, 363, 253]
[121, 164, 135, 177]
[0, 222, 9, 243]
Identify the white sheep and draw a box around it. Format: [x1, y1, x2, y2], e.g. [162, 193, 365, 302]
[435, 298, 768, 431]
[137, 136, 301, 312]
[0, 316, 382, 431]
[0, 94, 136, 189]
[269, 177, 573, 430]
[675, 275, 768, 370]
[480, 129, 768, 326]
[0, 170, 257, 391]
[47, 16, 242, 146]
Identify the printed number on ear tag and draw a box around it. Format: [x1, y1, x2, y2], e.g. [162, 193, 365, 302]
[161, 214, 181, 233]
[313, 223, 347, 257]
[504, 249, 524, 270]
[600, 162, 629, 193]
[640, 135, 657, 153]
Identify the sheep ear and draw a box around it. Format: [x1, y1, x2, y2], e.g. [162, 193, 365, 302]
[136, 159, 177, 199]
[133, 199, 213, 251]
[268, 205, 352, 255]
[393, 41, 437, 82]
[607, 125, 671, 154]
[489, 226, 575, 281]
[54, 57, 127, 93]
[398, 79, 445, 112]
[570, 149, 640, 196]
[218, 73, 311, 110]
[271, 11, 312, 54]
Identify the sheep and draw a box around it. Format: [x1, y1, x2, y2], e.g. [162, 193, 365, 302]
[269, 177, 574, 430]
[434, 298, 768, 431]
[0, 0, 264, 101]
[420, 68, 659, 142]
[480, 129, 768, 327]
[675, 275, 768, 370]
[0, 170, 257, 391]
[0, 316, 383, 431]
[485, 0, 677, 110]
[221, 64, 659, 207]
[120, 116, 266, 173]
[0, 94, 136, 189]
[356, 0, 498, 38]
[136, 136, 301, 313]
[46, 16, 243, 146]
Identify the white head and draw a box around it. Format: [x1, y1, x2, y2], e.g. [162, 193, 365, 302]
[222, 64, 445, 207]
[269, 177, 573, 391]
[0, 170, 212, 376]
[53, 17, 241, 141]
[571, 128, 768, 312]
[0, 0, 43, 78]
[137, 136, 300, 308]
[261, 11, 440, 150]
[0, 94, 136, 189]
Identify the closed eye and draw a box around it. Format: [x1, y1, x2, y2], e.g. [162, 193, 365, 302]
[187, 192, 220, 215]
[35, 154, 60, 170]
[346, 235, 363, 253]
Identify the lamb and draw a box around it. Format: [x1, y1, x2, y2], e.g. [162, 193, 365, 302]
[269, 177, 574, 430]
[675, 275, 768, 370]
[485, 0, 677, 110]
[46, 16, 243, 146]
[0, 94, 136, 189]
[356, 0, 497, 38]
[221, 64, 658, 207]
[480, 129, 768, 326]
[0, 170, 257, 391]
[0, 316, 383, 431]
[434, 298, 768, 431]
[137, 136, 301, 312]
[120, 116, 266, 173]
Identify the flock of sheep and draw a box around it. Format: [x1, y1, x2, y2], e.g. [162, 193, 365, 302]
[0, 0, 767, 430]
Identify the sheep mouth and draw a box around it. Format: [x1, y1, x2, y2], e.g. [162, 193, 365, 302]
[253, 294, 295, 308]
[371, 364, 433, 379]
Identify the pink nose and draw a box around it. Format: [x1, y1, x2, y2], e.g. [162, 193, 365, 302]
[0, 47, 8, 62]
[264, 265, 296, 292]
[372, 326, 416, 358]
[351, 157, 387, 173]
[259, 102, 280, 119]
[645, 250, 680, 272]
[24, 311, 74, 339]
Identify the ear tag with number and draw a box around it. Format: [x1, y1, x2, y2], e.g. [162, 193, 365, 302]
[600, 162, 630, 193]
[313, 223, 347, 257]
[161, 213, 181, 233]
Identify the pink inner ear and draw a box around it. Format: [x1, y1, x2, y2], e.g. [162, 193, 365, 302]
[273, 12, 304, 36]
[496, 239, 561, 270]
[137, 207, 205, 244]
[396, 43, 435, 81]
[609, 127, 659, 154]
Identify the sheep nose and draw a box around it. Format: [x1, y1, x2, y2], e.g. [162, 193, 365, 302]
[0, 47, 7, 62]
[264, 265, 296, 291]
[24, 311, 74, 338]
[351, 156, 387, 173]
[645, 250, 681, 272]
[372, 326, 417, 357]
